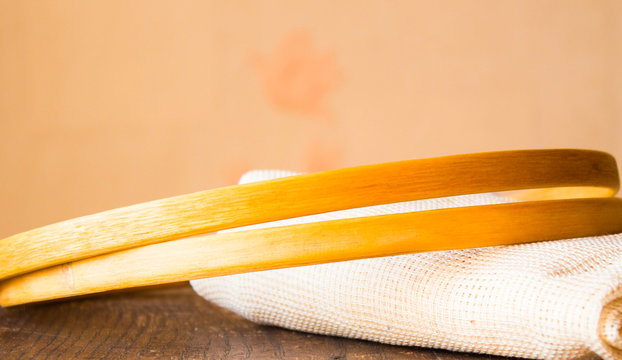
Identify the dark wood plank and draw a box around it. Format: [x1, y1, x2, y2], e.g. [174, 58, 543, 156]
[0, 285, 517, 359]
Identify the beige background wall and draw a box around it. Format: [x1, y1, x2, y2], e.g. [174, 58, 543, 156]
[1, 1, 620, 238]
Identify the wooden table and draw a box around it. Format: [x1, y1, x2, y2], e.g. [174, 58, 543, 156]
[0, 285, 519, 359]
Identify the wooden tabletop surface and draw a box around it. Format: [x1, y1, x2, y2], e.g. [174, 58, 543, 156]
[0, 285, 519, 359]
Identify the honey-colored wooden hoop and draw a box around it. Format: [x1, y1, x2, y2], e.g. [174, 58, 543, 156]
[0, 149, 617, 281]
[2, 197, 622, 306]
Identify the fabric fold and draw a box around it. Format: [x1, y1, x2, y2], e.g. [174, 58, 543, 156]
[191, 170, 622, 360]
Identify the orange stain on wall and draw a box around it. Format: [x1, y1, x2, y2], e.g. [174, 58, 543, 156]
[305, 141, 344, 172]
[251, 31, 342, 118]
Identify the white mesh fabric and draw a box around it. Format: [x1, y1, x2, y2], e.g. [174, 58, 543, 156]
[191, 170, 622, 360]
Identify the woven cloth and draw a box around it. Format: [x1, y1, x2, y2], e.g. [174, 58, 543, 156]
[191, 170, 622, 360]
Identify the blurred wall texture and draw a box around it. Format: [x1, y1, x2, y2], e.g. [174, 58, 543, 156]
[1, 1, 621, 237]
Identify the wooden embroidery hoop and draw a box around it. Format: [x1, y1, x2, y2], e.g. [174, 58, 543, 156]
[1, 149, 620, 306]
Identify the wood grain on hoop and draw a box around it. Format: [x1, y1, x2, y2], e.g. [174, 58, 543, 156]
[0, 149, 618, 281]
[2, 197, 622, 306]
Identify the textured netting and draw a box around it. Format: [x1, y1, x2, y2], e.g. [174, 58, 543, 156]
[191, 170, 622, 360]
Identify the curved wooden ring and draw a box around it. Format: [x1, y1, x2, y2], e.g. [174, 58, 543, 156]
[2, 197, 622, 306]
[0, 149, 618, 281]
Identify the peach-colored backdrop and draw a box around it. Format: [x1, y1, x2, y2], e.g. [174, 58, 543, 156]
[1, 1, 621, 238]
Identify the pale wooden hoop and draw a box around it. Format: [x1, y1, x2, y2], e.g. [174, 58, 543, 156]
[0, 149, 618, 281]
[2, 197, 621, 306]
